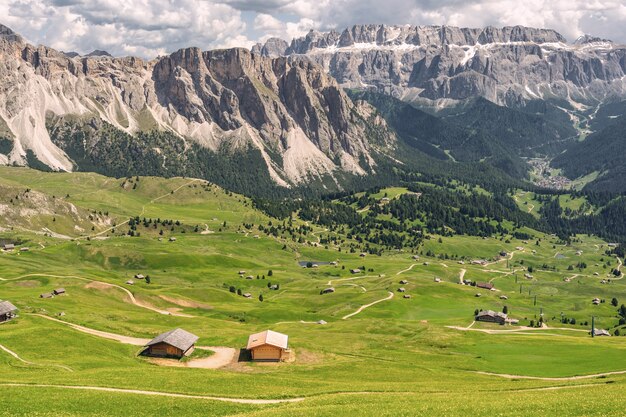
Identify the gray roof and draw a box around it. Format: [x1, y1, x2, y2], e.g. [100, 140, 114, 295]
[476, 310, 507, 319]
[146, 328, 199, 352]
[0, 301, 17, 315]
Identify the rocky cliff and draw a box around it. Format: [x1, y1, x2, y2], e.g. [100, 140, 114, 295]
[254, 24, 626, 107]
[0, 24, 395, 187]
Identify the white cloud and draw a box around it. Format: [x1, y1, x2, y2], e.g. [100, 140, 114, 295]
[1, 0, 625, 59]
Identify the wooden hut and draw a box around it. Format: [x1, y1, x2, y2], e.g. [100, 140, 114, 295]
[476, 282, 494, 290]
[40, 293, 54, 299]
[53, 288, 66, 295]
[246, 330, 289, 361]
[475, 310, 507, 325]
[0, 301, 17, 322]
[321, 287, 335, 294]
[143, 328, 198, 359]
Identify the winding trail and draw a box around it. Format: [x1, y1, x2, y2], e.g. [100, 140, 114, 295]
[458, 269, 466, 284]
[475, 369, 626, 381]
[396, 264, 418, 275]
[0, 274, 192, 317]
[0, 384, 304, 404]
[0, 343, 73, 372]
[446, 324, 588, 335]
[342, 292, 394, 320]
[33, 314, 151, 345]
[31, 314, 235, 369]
[77, 178, 201, 241]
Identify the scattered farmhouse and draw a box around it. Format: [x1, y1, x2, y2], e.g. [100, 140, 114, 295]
[246, 330, 289, 361]
[53, 288, 66, 296]
[143, 328, 199, 359]
[475, 310, 507, 325]
[499, 295, 508, 300]
[434, 277, 441, 283]
[269, 284, 279, 290]
[0, 300, 18, 322]
[3, 243, 15, 251]
[397, 287, 406, 293]
[592, 298, 601, 305]
[40, 293, 54, 299]
[403, 294, 412, 299]
[321, 287, 335, 294]
[317, 320, 327, 325]
[399, 280, 408, 285]
[360, 253, 367, 257]
[134, 274, 145, 280]
[350, 269, 361, 274]
[20, 247, 29, 252]
[238, 270, 246, 275]
[593, 329, 611, 337]
[243, 293, 252, 298]
[126, 280, 134, 285]
[476, 282, 494, 290]
[169, 237, 177, 242]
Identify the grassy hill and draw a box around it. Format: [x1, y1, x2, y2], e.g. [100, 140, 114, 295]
[2, 168, 626, 416]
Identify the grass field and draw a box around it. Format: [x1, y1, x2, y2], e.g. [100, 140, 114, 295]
[1, 167, 626, 416]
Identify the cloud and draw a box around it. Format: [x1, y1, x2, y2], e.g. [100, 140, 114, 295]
[1, 0, 625, 59]
[1, 0, 252, 57]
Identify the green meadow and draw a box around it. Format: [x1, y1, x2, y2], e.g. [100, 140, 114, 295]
[1, 167, 626, 416]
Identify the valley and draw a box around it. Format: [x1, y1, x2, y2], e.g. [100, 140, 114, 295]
[2, 168, 626, 416]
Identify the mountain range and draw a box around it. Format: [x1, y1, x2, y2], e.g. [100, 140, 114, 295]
[2, 23, 626, 194]
[253, 24, 626, 108]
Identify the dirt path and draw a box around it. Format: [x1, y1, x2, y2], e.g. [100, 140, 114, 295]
[33, 314, 150, 345]
[150, 346, 237, 369]
[458, 269, 466, 284]
[0, 383, 304, 404]
[31, 314, 235, 369]
[0, 273, 193, 317]
[475, 369, 626, 381]
[0, 343, 73, 372]
[342, 292, 394, 320]
[483, 249, 524, 267]
[446, 324, 588, 335]
[396, 264, 418, 275]
[78, 178, 201, 240]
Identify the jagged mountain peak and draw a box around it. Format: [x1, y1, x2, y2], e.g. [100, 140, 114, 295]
[574, 34, 612, 45]
[0, 23, 395, 189]
[86, 49, 113, 57]
[251, 23, 626, 108]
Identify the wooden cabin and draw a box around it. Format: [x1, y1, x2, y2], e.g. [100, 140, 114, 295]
[40, 293, 54, 299]
[321, 287, 335, 294]
[53, 288, 66, 295]
[143, 328, 199, 359]
[475, 310, 507, 325]
[247, 330, 289, 362]
[2, 243, 15, 251]
[0, 301, 17, 322]
[476, 282, 494, 290]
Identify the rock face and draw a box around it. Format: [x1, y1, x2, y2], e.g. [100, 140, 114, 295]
[0, 24, 394, 187]
[255, 24, 626, 107]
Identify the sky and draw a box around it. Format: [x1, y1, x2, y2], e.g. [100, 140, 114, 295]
[1, 0, 625, 58]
